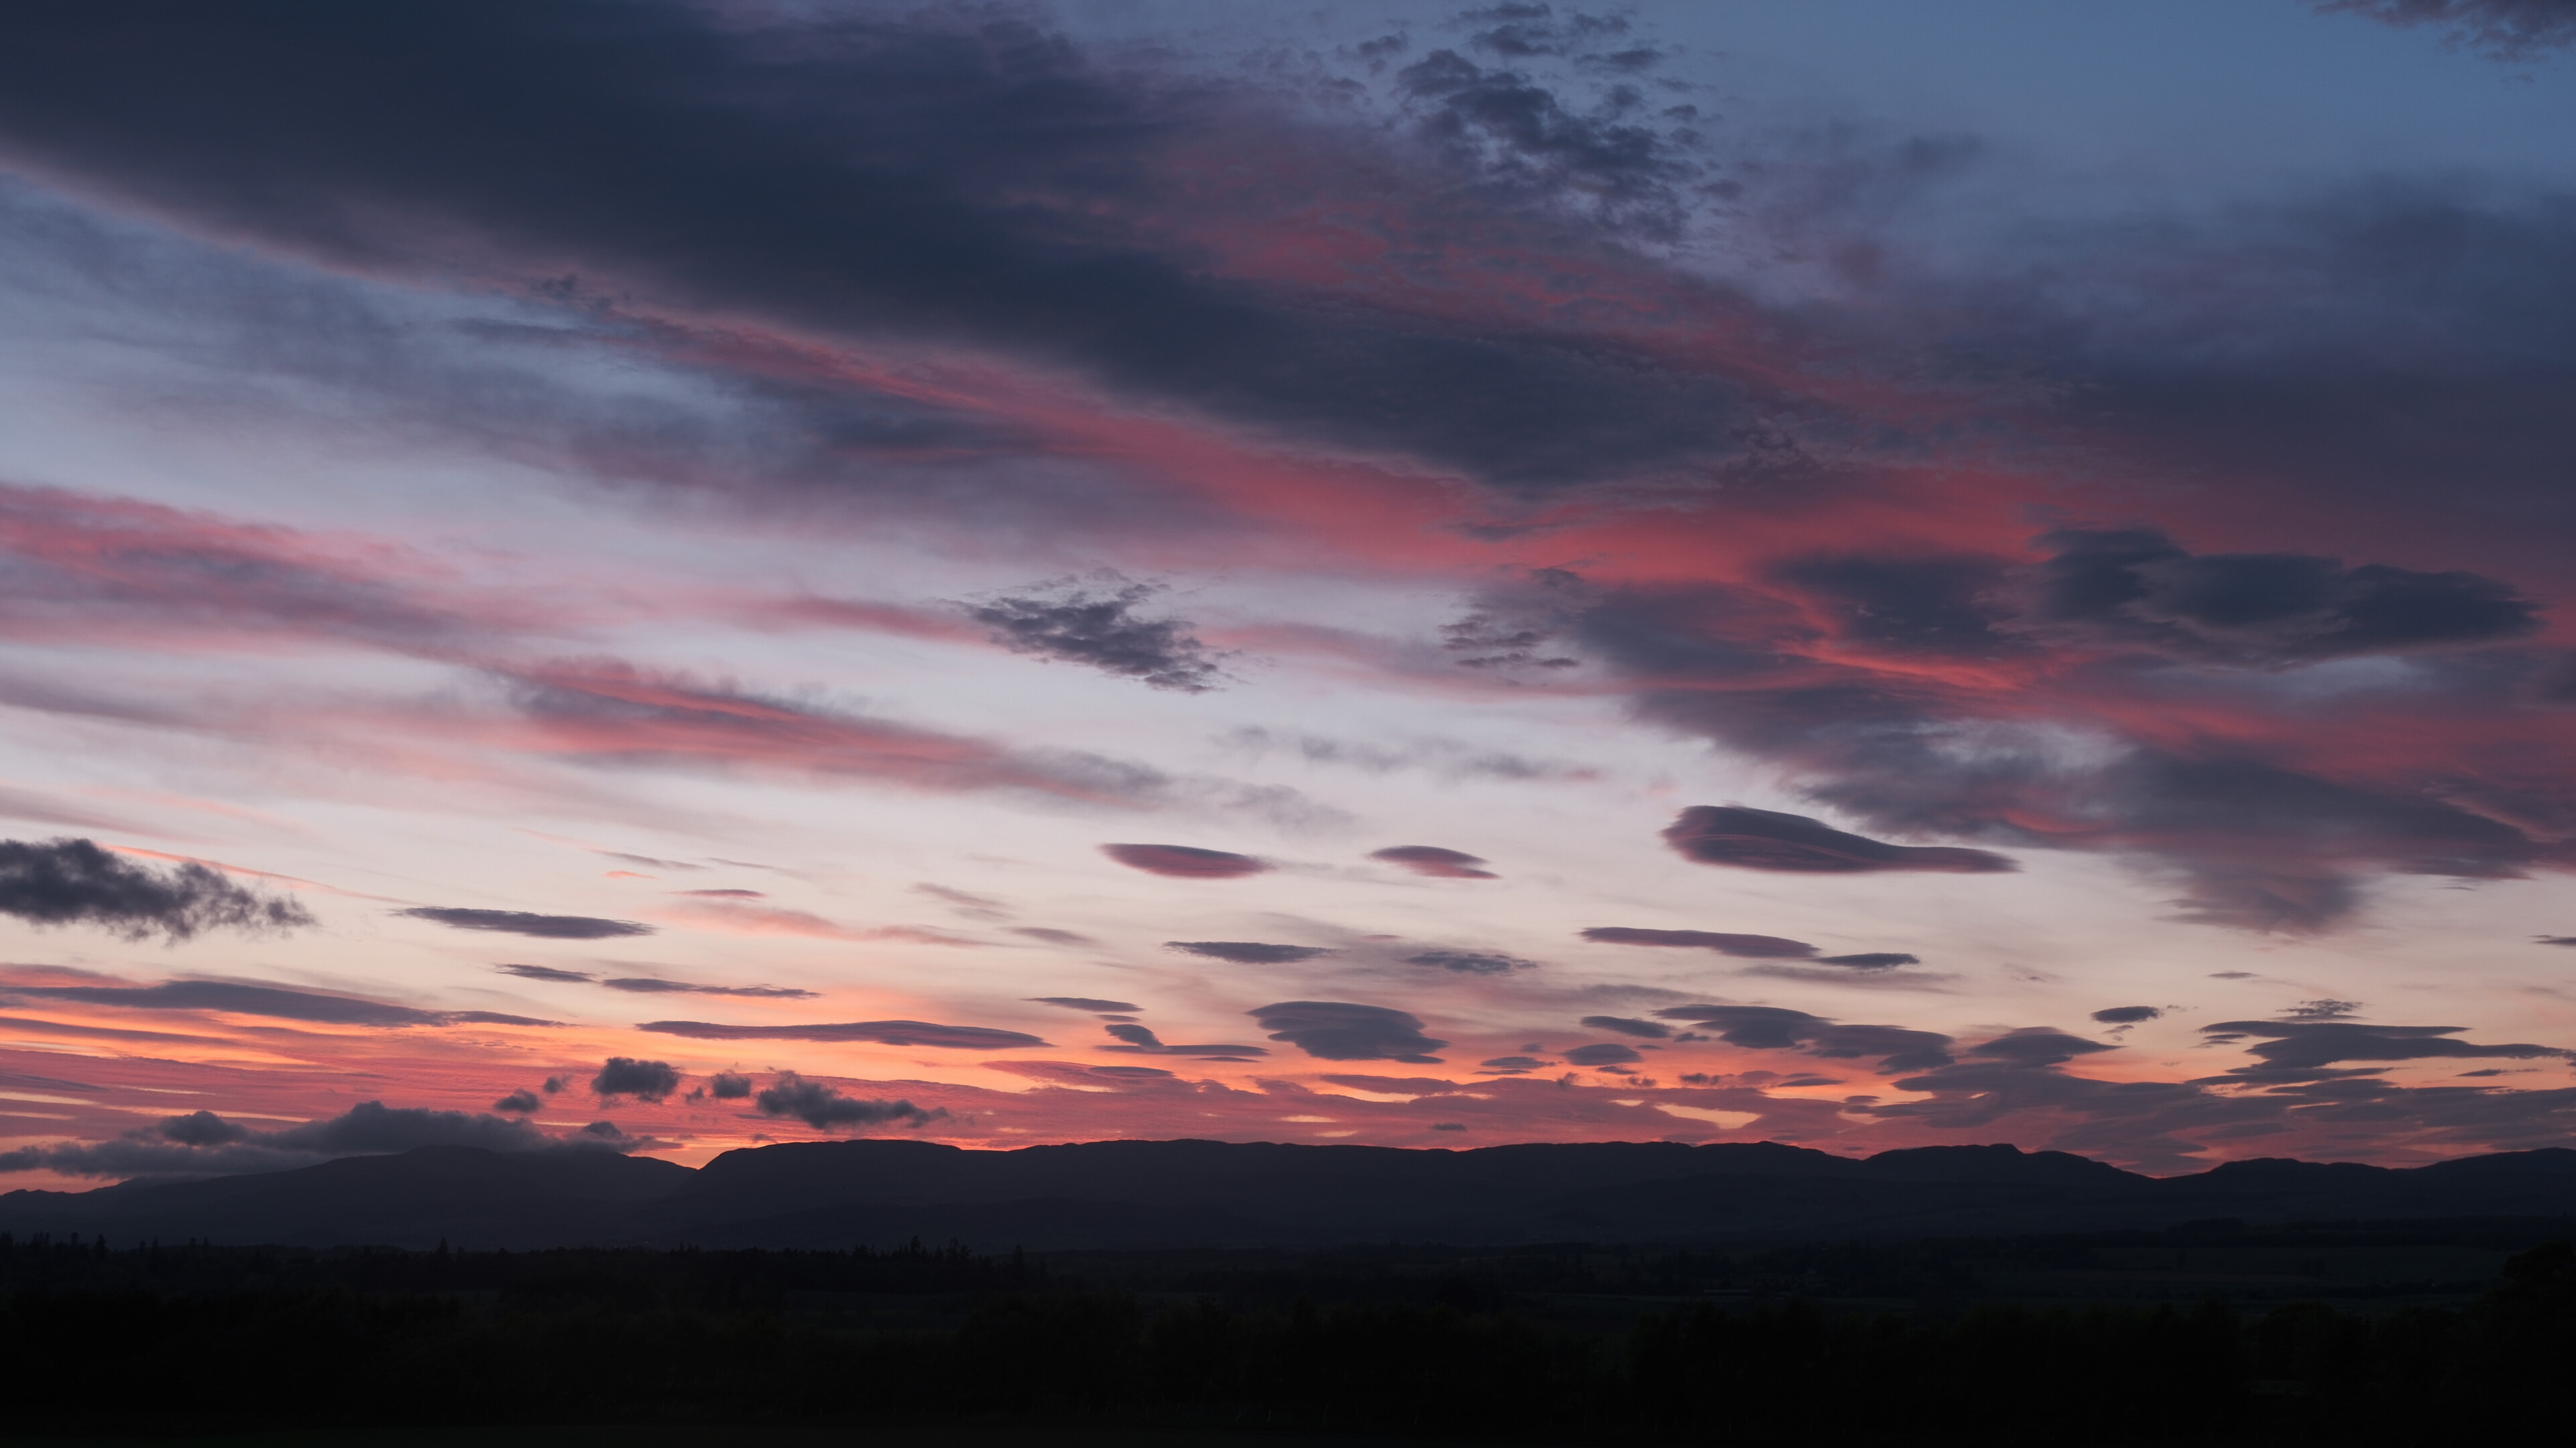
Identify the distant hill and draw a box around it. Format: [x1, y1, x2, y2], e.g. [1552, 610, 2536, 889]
[4, 1137, 2573, 1250]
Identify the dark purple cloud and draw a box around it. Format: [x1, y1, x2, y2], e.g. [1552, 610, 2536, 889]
[1579, 926, 1818, 958]
[0, 838, 312, 941]
[2200, 1019, 2573, 1072]
[965, 571, 1230, 693]
[598, 977, 817, 999]
[1563, 1042, 1643, 1067]
[398, 906, 653, 939]
[1661, 806, 2019, 875]
[752, 1072, 943, 1131]
[1100, 844, 1270, 879]
[1580, 1015, 1671, 1039]
[2093, 1006, 2165, 1024]
[1653, 1004, 1956, 1073]
[1816, 953, 1920, 970]
[1370, 846, 1498, 879]
[1100, 1023, 1269, 1059]
[0, 978, 554, 1029]
[1968, 1029, 2122, 1067]
[1027, 996, 1141, 1013]
[636, 1018, 1047, 1048]
[493, 1088, 541, 1113]
[1250, 1001, 1448, 1062]
[496, 962, 593, 983]
[1164, 941, 1335, 964]
[1402, 949, 1540, 974]
[589, 1056, 681, 1102]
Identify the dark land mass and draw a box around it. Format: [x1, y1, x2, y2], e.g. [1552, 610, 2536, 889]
[5, 1136, 2575, 1251]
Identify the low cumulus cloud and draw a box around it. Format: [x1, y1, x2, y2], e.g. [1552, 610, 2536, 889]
[1403, 949, 1540, 975]
[705, 1072, 752, 1099]
[590, 1056, 682, 1103]
[398, 907, 654, 939]
[1662, 807, 2018, 875]
[1100, 843, 1270, 879]
[0, 1099, 629, 1180]
[963, 572, 1231, 693]
[1250, 1001, 1448, 1062]
[0, 838, 313, 940]
[637, 1018, 1048, 1048]
[0, 976, 554, 1029]
[1369, 846, 1498, 879]
[1165, 940, 1334, 964]
[752, 1072, 943, 1131]
[493, 1089, 542, 1113]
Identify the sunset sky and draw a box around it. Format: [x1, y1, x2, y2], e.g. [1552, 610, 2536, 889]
[3, 0, 2575, 1186]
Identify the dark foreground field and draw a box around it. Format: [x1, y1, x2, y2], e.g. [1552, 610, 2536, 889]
[7, 1221, 2575, 1445]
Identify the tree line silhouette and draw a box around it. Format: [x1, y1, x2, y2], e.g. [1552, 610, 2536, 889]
[1, 1228, 2568, 1441]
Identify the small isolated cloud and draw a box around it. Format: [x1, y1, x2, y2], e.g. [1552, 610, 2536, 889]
[1370, 846, 1497, 879]
[1431, 1121, 1467, 1131]
[1250, 1001, 1448, 1062]
[1661, 807, 2017, 875]
[1165, 940, 1334, 964]
[1580, 926, 1816, 958]
[0, 838, 313, 941]
[963, 571, 1230, 693]
[398, 907, 654, 939]
[1580, 1015, 1671, 1039]
[1403, 949, 1539, 975]
[496, 963, 594, 983]
[707, 1072, 752, 1099]
[1028, 996, 1141, 1012]
[598, 977, 818, 999]
[1100, 1022, 1269, 1058]
[541, 1076, 569, 1093]
[1100, 843, 1269, 879]
[638, 1019, 1048, 1048]
[753, 1072, 944, 1131]
[590, 1056, 681, 1103]
[675, 887, 764, 899]
[493, 1089, 542, 1113]
[2538, 936, 2576, 947]
[2092, 1006, 2164, 1025]
[1011, 926, 1096, 946]
[1478, 1056, 1547, 1073]
[1816, 953, 1920, 969]
[1564, 1043, 1643, 1067]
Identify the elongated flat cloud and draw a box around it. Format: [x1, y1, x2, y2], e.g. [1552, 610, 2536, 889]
[1661, 807, 2018, 876]
[753, 1072, 943, 1131]
[1100, 844, 1269, 879]
[1027, 996, 1140, 1013]
[1403, 950, 1539, 975]
[398, 906, 652, 940]
[1564, 1043, 1643, 1067]
[2093, 1006, 2164, 1024]
[0, 977, 553, 1029]
[965, 572, 1230, 693]
[1165, 940, 1333, 964]
[599, 977, 817, 999]
[1580, 1015, 1672, 1039]
[2317, 0, 2576, 60]
[1580, 926, 1817, 958]
[495, 963, 593, 983]
[0, 838, 312, 940]
[636, 1019, 1048, 1048]
[2201, 1019, 2571, 1070]
[1370, 846, 1498, 879]
[1250, 1001, 1447, 1062]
